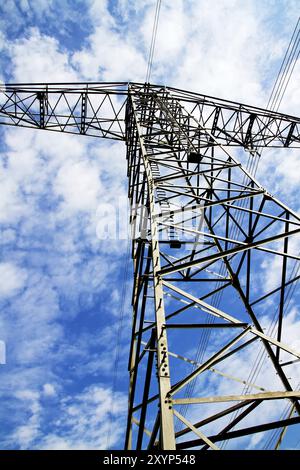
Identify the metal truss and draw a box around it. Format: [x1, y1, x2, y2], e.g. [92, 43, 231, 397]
[1, 82, 300, 450]
[1, 82, 300, 146]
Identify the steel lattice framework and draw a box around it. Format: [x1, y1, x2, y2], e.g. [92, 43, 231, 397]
[1, 82, 300, 450]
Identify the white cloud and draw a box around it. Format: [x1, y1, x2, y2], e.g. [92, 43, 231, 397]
[0, 177, 27, 223]
[13, 389, 41, 448]
[0, 262, 27, 298]
[8, 27, 78, 83]
[54, 160, 102, 213]
[260, 254, 284, 293]
[12, 384, 126, 450]
[42, 383, 57, 397]
[72, 18, 146, 81]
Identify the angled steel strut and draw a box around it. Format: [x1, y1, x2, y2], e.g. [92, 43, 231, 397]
[1, 82, 300, 450]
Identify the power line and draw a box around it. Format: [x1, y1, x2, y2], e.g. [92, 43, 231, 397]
[263, 392, 298, 449]
[173, 17, 300, 437]
[221, 16, 300, 449]
[145, 0, 162, 83]
[106, 238, 131, 449]
[267, 17, 300, 113]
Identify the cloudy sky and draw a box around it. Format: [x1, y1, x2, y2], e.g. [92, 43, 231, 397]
[0, 0, 300, 450]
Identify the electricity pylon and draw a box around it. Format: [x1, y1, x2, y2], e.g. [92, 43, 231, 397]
[1, 82, 300, 450]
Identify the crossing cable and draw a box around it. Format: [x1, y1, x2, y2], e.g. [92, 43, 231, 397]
[215, 14, 300, 373]
[219, 15, 300, 283]
[217, 14, 300, 301]
[176, 16, 300, 437]
[106, 238, 131, 449]
[145, 0, 162, 83]
[263, 383, 299, 449]
[267, 17, 300, 113]
[230, 14, 300, 399]
[220, 17, 300, 449]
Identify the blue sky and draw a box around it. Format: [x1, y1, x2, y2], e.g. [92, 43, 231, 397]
[0, 0, 300, 450]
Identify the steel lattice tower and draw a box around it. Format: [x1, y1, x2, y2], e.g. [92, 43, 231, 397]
[1, 82, 300, 450]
